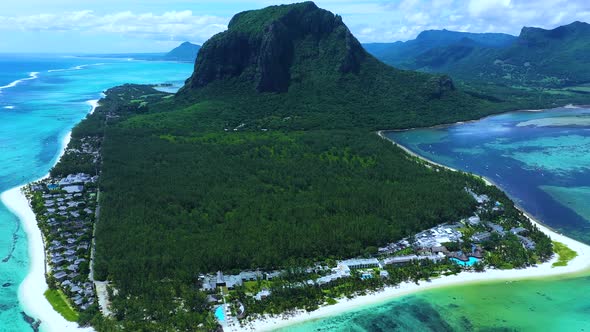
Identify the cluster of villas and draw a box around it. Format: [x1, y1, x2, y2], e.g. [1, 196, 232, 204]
[313, 223, 470, 285]
[464, 188, 536, 250]
[469, 218, 536, 249]
[30, 172, 98, 311]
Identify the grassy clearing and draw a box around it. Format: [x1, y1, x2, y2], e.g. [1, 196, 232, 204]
[44, 289, 79, 322]
[243, 280, 271, 293]
[552, 241, 578, 267]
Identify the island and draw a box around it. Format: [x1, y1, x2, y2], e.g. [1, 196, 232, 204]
[9, 2, 590, 332]
[18, 83, 588, 331]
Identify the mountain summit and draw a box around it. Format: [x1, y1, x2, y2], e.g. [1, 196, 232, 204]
[164, 41, 201, 62]
[184, 2, 365, 92]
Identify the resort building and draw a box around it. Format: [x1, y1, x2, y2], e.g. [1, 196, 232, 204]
[414, 225, 462, 249]
[339, 258, 381, 270]
[471, 232, 492, 243]
[239, 271, 264, 281]
[255, 289, 271, 301]
[487, 222, 506, 236]
[63, 185, 84, 194]
[517, 235, 536, 250]
[510, 227, 527, 235]
[467, 215, 481, 225]
[466, 188, 490, 204]
[383, 254, 442, 266]
[58, 173, 93, 186]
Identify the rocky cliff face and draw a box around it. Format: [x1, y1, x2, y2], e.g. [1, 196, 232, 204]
[183, 1, 366, 93]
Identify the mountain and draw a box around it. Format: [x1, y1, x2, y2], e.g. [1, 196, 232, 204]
[163, 41, 201, 62]
[177, 1, 502, 129]
[183, 3, 366, 93]
[481, 21, 590, 87]
[368, 22, 590, 89]
[363, 29, 516, 68]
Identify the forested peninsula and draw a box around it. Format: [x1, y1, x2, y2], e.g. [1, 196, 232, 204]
[24, 2, 581, 331]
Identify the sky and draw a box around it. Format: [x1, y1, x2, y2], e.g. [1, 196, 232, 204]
[0, 0, 589, 53]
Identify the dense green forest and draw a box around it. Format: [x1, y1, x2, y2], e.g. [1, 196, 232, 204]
[89, 84, 485, 331]
[96, 127, 480, 274]
[79, 2, 561, 331]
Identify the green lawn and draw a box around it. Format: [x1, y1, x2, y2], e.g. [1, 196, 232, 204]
[552, 241, 578, 267]
[243, 280, 271, 293]
[44, 289, 79, 322]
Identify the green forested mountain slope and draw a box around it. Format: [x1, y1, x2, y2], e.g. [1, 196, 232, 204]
[367, 22, 590, 89]
[89, 2, 547, 331]
[363, 29, 516, 68]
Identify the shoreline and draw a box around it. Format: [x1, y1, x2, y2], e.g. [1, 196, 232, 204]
[0, 100, 100, 332]
[377, 103, 589, 134]
[3, 98, 587, 332]
[1, 187, 93, 332]
[247, 230, 590, 332]
[242, 129, 590, 331]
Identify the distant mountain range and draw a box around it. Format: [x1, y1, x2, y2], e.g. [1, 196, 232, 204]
[364, 21, 590, 88]
[364, 30, 516, 67]
[80, 41, 201, 62]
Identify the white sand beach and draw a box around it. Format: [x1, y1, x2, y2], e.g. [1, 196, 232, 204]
[1, 188, 94, 332]
[239, 132, 590, 332]
[3, 105, 588, 332]
[244, 225, 590, 332]
[0, 107, 98, 332]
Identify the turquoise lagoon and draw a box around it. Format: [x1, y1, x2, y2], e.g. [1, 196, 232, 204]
[0, 55, 193, 331]
[282, 107, 590, 331]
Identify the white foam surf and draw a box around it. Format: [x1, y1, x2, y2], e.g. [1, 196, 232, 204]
[87, 99, 100, 115]
[0, 72, 40, 92]
[47, 63, 106, 73]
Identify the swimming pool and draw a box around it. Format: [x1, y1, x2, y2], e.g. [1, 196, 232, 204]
[450, 257, 480, 267]
[215, 305, 225, 322]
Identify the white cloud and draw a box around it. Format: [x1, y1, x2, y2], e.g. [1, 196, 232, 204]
[468, 0, 511, 18]
[0, 10, 227, 43]
[360, 0, 590, 42]
[2, 0, 590, 50]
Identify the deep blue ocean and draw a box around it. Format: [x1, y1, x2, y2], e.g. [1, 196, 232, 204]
[0, 54, 193, 331]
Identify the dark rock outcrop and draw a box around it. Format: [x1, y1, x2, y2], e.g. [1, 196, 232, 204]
[21, 311, 41, 332]
[183, 1, 367, 93]
[424, 75, 455, 99]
